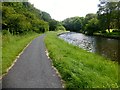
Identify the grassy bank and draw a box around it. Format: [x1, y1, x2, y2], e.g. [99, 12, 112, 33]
[94, 30, 120, 39]
[44, 31, 119, 88]
[2, 32, 40, 75]
[0, 32, 2, 77]
[94, 33, 120, 39]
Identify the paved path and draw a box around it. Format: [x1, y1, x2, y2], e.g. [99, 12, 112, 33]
[2, 34, 62, 88]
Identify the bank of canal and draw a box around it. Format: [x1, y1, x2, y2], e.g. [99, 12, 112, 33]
[59, 32, 120, 63]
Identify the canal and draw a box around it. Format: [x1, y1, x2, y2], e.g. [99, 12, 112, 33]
[59, 32, 120, 63]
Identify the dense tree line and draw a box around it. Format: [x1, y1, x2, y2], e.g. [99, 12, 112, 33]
[2, 2, 65, 35]
[2, 1, 119, 35]
[62, 0, 120, 35]
[41, 12, 65, 31]
[2, 2, 49, 34]
[62, 14, 99, 35]
[62, 16, 83, 32]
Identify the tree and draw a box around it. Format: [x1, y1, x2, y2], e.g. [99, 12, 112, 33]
[85, 13, 97, 21]
[49, 19, 59, 31]
[97, 0, 120, 32]
[56, 25, 66, 31]
[41, 11, 51, 22]
[62, 16, 83, 32]
[2, 2, 51, 34]
[31, 19, 49, 33]
[84, 18, 99, 35]
[116, 1, 120, 30]
[82, 13, 97, 31]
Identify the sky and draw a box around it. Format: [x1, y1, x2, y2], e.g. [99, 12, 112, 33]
[28, 0, 100, 21]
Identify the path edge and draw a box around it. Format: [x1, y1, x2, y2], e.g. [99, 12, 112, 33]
[0, 37, 35, 80]
[45, 49, 65, 88]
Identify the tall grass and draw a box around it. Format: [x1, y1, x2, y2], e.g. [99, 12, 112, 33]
[44, 31, 119, 88]
[0, 31, 2, 77]
[2, 32, 40, 75]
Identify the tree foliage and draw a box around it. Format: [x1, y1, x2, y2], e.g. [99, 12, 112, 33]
[97, 0, 120, 32]
[41, 11, 51, 22]
[81, 13, 100, 35]
[61, 1, 119, 35]
[3, 1, 119, 36]
[84, 18, 99, 35]
[56, 25, 66, 31]
[82, 13, 97, 30]
[62, 16, 83, 32]
[2, 2, 49, 35]
[48, 19, 59, 31]
[62, 14, 100, 35]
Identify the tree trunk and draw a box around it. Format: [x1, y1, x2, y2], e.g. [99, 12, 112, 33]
[108, 26, 110, 33]
[118, 1, 120, 31]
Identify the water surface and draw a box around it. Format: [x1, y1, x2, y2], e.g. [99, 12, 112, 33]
[59, 32, 120, 63]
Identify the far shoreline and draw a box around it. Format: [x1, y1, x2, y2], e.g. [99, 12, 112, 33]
[93, 33, 120, 40]
[58, 31, 120, 40]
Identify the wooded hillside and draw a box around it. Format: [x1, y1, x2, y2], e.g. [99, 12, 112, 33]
[2, 2, 60, 35]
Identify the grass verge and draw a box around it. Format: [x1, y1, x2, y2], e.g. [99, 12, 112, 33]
[0, 31, 2, 77]
[44, 31, 119, 88]
[2, 32, 40, 75]
[94, 29, 120, 39]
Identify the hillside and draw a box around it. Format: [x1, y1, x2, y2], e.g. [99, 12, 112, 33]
[2, 2, 51, 34]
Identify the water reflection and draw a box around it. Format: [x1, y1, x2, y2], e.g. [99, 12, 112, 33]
[94, 37, 119, 62]
[59, 32, 120, 63]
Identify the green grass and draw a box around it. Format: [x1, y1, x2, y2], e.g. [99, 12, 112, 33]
[104, 29, 120, 36]
[0, 31, 2, 77]
[2, 32, 40, 75]
[44, 31, 119, 88]
[94, 29, 120, 38]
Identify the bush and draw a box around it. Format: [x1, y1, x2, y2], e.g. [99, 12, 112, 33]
[101, 30, 107, 33]
[112, 30, 120, 32]
[2, 30, 11, 35]
[56, 25, 66, 31]
[84, 18, 100, 35]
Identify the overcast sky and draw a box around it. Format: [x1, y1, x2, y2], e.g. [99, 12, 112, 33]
[28, 0, 100, 21]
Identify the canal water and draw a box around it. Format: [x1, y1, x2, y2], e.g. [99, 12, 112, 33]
[59, 32, 120, 63]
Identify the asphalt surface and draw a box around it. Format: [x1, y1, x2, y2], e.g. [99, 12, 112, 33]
[2, 34, 62, 88]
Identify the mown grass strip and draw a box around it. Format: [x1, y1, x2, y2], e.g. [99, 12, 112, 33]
[44, 31, 119, 88]
[2, 32, 40, 75]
